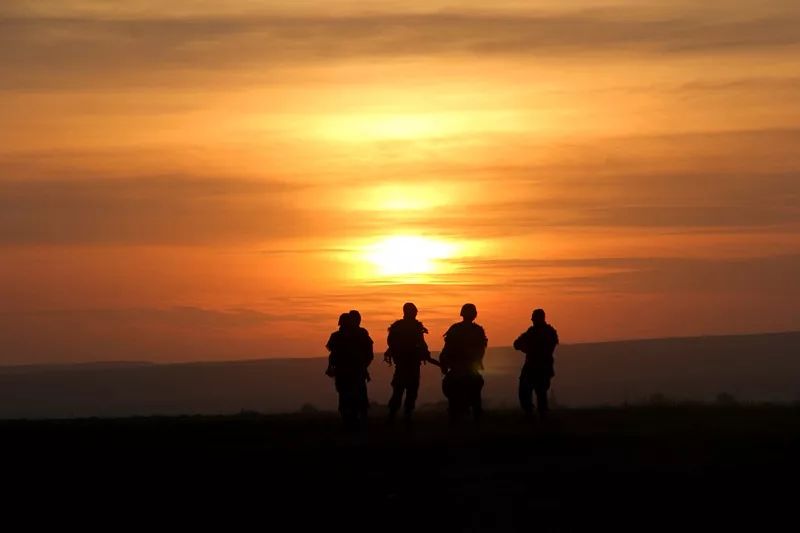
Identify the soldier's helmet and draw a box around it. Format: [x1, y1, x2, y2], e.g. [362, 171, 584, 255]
[402, 302, 418, 318]
[460, 303, 478, 321]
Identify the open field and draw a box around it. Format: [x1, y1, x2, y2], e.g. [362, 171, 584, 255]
[6, 406, 799, 531]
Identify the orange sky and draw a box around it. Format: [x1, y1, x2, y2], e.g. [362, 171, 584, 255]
[1, 1, 799, 363]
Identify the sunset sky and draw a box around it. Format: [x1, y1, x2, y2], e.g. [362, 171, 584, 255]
[1, 0, 799, 364]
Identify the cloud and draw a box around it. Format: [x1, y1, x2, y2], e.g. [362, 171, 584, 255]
[2, 127, 799, 246]
[0, 306, 327, 327]
[676, 77, 800, 94]
[0, 176, 333, 245]
[456, 255, 800, 295]
[496, 204, 800, 229]
[371, 191, 800, 239]
[2, 7, 800, 89]
[0, 306, 331, 364]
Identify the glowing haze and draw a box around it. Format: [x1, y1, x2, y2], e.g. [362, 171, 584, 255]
[1, 1, 799, 363]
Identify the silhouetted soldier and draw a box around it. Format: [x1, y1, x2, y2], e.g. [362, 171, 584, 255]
[385, 302, 431, 423]
[439, 303, 487, 421]
[325, 311, 373, 429]
[514, 308, 559, 418]
[349, 309, 375, 419]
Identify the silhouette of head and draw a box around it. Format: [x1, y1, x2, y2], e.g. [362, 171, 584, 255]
[338, 312, 351, 329]
[402, 302, 418, 319]
[532, 308, 546, 326]
[349, 309, 362, 327]
[460, 303, 478, 322]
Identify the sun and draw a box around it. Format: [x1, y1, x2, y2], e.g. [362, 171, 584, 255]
[365, 236, 457, 278]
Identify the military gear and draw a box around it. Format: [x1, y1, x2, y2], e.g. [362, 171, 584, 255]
[514, 318, 559, 417]
[440, 321, 487, 375]
[440, 316, 487, 421]
[326, 316, 374, 429]
[386, 316, 430, 419]
[442, 372, 484, 420]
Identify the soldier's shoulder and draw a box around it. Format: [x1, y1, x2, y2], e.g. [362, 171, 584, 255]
[444, 322, 461, 337]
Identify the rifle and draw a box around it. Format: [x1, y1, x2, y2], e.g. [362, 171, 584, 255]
[423, 356, 442, 368]
[384, 350, 442, 368]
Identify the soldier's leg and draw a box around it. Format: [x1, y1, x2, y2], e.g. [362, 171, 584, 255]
[337, 394, 346, 418]
[335, 378, 346, 415]
[357, 379, 369, 421]
[518, 373, 534, 416]
[404, 383, 419, 417]
[404, 370, 421, 417]
[534, 377, 551, 417]
[339, 380, 359, 430]
[471, 375, 484, 420]
[388, 386, 404, 414]
[388, 370, 405, 417]
[442, 374, 460, 421]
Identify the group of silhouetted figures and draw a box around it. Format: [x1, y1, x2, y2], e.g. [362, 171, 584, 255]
[325, 303, 559, 430]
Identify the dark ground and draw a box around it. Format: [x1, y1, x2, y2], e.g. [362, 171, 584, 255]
[4, 406, 799, 531]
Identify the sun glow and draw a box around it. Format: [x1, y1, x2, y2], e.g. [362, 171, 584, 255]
[364, 235, 458, 278]
[317, 112, 462, 142]
[351, 183, 451, 211]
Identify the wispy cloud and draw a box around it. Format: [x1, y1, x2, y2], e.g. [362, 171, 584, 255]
[0, 176, 328, 245]
[456, 255, 800, 295]
[3, 8, 800, 89]
[2, 126, 799, 246]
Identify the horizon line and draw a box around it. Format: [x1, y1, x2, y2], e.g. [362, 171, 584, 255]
[2, 329, 797, 369]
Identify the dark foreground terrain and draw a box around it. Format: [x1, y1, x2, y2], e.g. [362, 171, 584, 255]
[5, 406, 799, 531]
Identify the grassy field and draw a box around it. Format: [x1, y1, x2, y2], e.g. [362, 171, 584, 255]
[5, 406, 799, 531]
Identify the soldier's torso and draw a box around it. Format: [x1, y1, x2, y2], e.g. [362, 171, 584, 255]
[442, 322, 486, 372]
[329, 330, 367, 375]
[522, 325, 558, 375]
[388, 319, 427, 367]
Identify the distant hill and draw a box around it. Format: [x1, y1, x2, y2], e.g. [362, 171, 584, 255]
[1, 331, 798, 418]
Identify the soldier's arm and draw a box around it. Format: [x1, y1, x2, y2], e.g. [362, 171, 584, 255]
[384, 327, 394, 365]
[325, 333, 336, 364]
[325, 334, 336, 375]
[386, 328, 393, 348]
[513, 332, 527, 352]
[418, 329, 432, 362]
[479, 327, 488, 367]
[325, 333, 335, 352]
[439, 342, 450, 370]
[364, 334, 375, 366]
[439, 326, 457, 370]
[419, 327, 437, 366]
